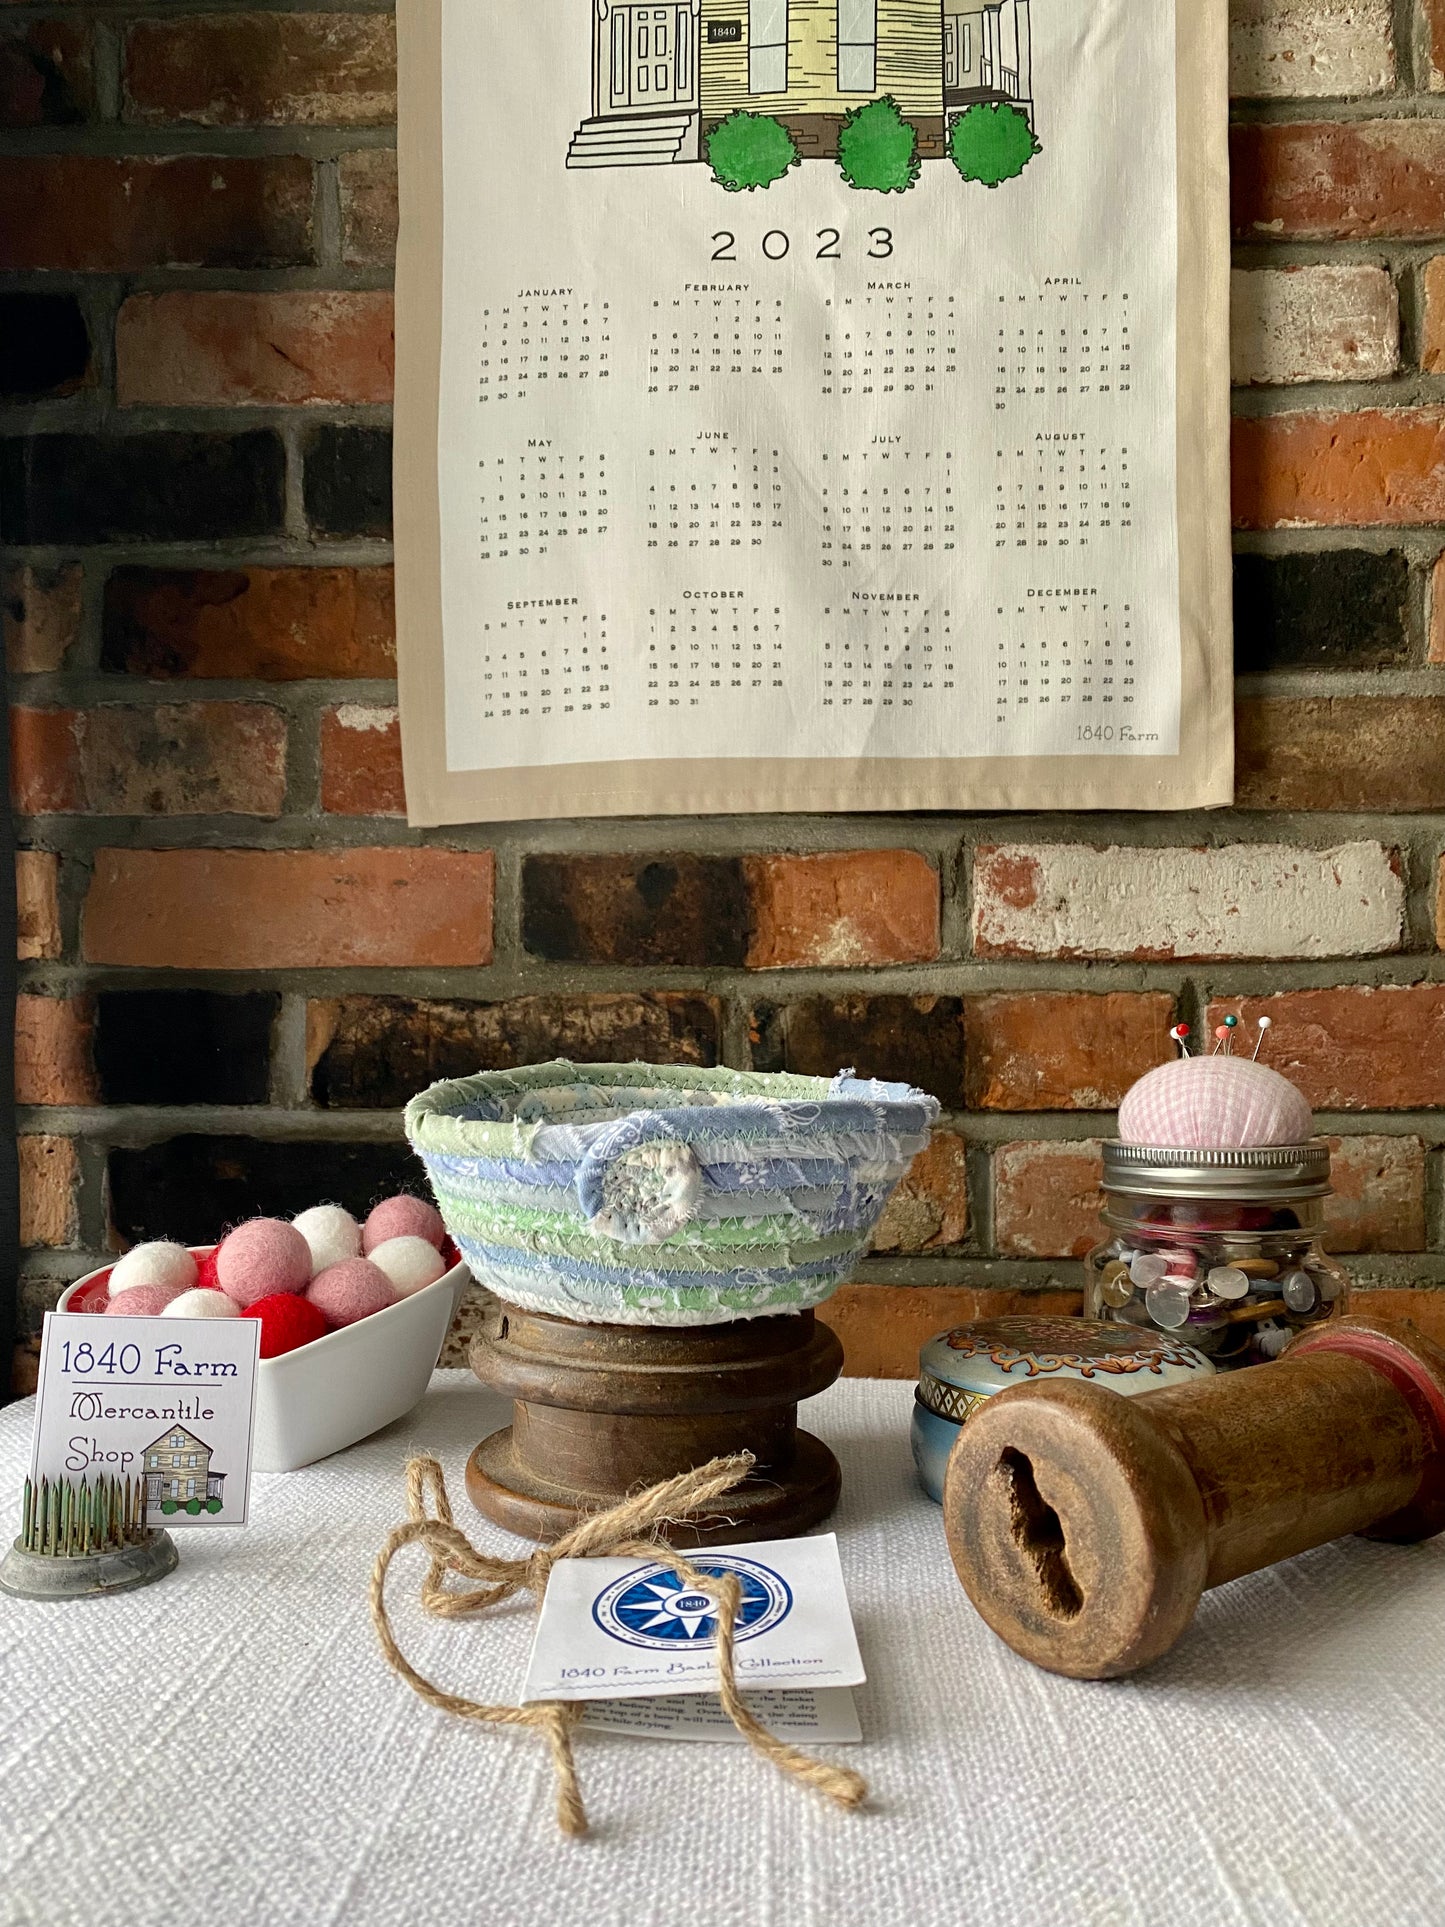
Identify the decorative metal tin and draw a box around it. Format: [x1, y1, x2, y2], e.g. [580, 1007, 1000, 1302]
[911, 1316, 1216, 1503]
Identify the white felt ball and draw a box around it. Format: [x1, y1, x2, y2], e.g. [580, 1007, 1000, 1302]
[162, 1288, 240, 1320]
[292, 1204, 363, 1276]
[108, 1241, 198, 1300]
[366, 1235, 448, 1298]
[1118, 1054, 1313, 1150]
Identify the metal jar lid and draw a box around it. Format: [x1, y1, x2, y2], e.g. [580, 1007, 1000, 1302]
[1101, 1138, 1332, 1202]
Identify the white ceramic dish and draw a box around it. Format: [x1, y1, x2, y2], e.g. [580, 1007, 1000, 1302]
[59, 1251, 473, 1473]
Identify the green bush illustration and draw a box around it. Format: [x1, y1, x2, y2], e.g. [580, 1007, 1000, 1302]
[206, 1497, 223, 1514]
[949, 102, 1041, 188]
[185, 1498, 203, 1515]
[706, 111, 799, 192]
[160, 1499, 178, 1514]
[837, 96, 921, 194]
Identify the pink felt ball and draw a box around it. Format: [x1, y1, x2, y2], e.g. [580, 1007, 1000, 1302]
[215, 1218, 313, 1309]
[362, 1195, 447, 1255]
[306, 1258, 397, 1328]
[106, 1283, 188, 1317]
[242, 1292, 332, 1359]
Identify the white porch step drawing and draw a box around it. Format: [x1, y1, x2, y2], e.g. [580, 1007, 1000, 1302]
[566, 111, 697, 168]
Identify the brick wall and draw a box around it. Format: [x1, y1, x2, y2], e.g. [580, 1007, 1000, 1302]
[7, 2, 1445, 1397]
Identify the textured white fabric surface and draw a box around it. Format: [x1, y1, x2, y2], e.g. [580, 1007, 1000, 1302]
[3, 1371, 1445, 1927]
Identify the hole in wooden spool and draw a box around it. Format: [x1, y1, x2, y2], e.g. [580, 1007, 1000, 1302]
[998, 1447, 1082, 1619]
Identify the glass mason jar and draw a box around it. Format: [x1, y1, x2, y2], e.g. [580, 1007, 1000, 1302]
[1083, 1141, 1350, 1369]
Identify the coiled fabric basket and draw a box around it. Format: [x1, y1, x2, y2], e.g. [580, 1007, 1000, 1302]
[405, 1060, 940, 1328]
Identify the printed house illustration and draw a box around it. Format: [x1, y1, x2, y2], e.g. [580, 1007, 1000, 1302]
[568, 0, 1033, 167]
[143, 1426, 226, 1508]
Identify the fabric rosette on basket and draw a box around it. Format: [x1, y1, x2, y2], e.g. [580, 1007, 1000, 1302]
[404, 1061, 940, 1327]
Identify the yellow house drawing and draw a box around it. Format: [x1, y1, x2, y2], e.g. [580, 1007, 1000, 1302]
[143, 1425, 226, 1508]
[568, 0, 1033, 167]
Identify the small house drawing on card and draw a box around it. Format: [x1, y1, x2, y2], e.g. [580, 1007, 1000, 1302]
[568, 0, 1036, 180]
[143, 1426, 226, 1515]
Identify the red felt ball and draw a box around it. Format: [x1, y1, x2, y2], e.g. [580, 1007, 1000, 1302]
[306, 1258, 397, 1328]
[216, 1218, 312, 1308]
[105, 1283, 187, 1317]
[195, 1246, 221, 1293]
[242, 1292, 332, 1359]
[362, 1195, 447, 1255]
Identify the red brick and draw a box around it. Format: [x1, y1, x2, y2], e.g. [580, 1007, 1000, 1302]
[1230, 265, 1398, 385]
[870, 1133, 969, 1253]
[973, 842, 1402, 962]
[1229, 0, 1394, 98]
[117, 292, 394, 408]
[1234, 410, 1445, 529]
[821, 1284, 1085, 1379]
[102, 566, 395, 681]
[3, 563, 82, 674]
[1423, 257, 1445, 372]
[744, 851, 940, 969]
[15, 993, 97, 1106]
[0, 155, 314, 273]
[1207, 986, 1445, 1110]
[1232, 121, 1445, 240]
[20, 1133, 77, 1246]
[338, 149, 398, 267]
[993, 1140, 1104, 1259]
[321, 705, 405, 815]
[0, 18, 93, 127]
[308, 991, 724, 1108]
[83, 848, 495, 970]
[754, 994, 967, 1105]
[1430, 0, 1445, 91]
[1323, 1136, 1425, 1252]
[12, 704, 288, 817]
[1235, 697, 1445, 810]
[966, 993, 1174, 1111]
[124, 12, 395, 126]
[10, 708, 80, 814]
[16, 851, 60, 961]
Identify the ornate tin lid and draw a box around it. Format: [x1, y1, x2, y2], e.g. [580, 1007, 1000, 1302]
[917, 1317, 1214, 1422]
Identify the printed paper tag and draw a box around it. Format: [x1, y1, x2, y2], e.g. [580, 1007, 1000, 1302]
[581, 1687, 861, 1745]
[522, 1534, 865, 1719]
[29, 1311, 261, 1527]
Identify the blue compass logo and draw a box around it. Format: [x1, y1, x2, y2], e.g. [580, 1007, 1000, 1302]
[592, 1555, 793, 1651]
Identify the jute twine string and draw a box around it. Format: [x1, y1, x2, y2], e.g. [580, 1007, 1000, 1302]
[369, 1451, 868, 1837]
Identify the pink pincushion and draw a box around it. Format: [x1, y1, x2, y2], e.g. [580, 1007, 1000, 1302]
[307, 1258, 397, 1327]
[106, 1283, 188, 1316]
[1118, 1054, 1314, 1149]
[215, 1218, 312, 1308]
[362, 1195, 446, 1254]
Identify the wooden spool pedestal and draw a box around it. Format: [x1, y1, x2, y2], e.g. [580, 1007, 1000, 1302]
[943, 1314, 1445, 1679]
[466, 1299, 845, 1546]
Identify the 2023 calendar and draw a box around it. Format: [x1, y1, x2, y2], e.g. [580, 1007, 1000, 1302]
[395, 0, 1231, 824]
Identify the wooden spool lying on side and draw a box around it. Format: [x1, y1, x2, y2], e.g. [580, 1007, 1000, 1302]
[942, 1315, 1445, 1678]
[467, 1298, 844, 1546]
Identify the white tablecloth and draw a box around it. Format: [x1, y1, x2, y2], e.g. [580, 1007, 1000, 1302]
[3, 1372, 1444, 1927]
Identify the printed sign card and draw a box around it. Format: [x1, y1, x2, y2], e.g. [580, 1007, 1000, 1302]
[524, 1534, 865, 1741]
[29, 1312, 262, 1528]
